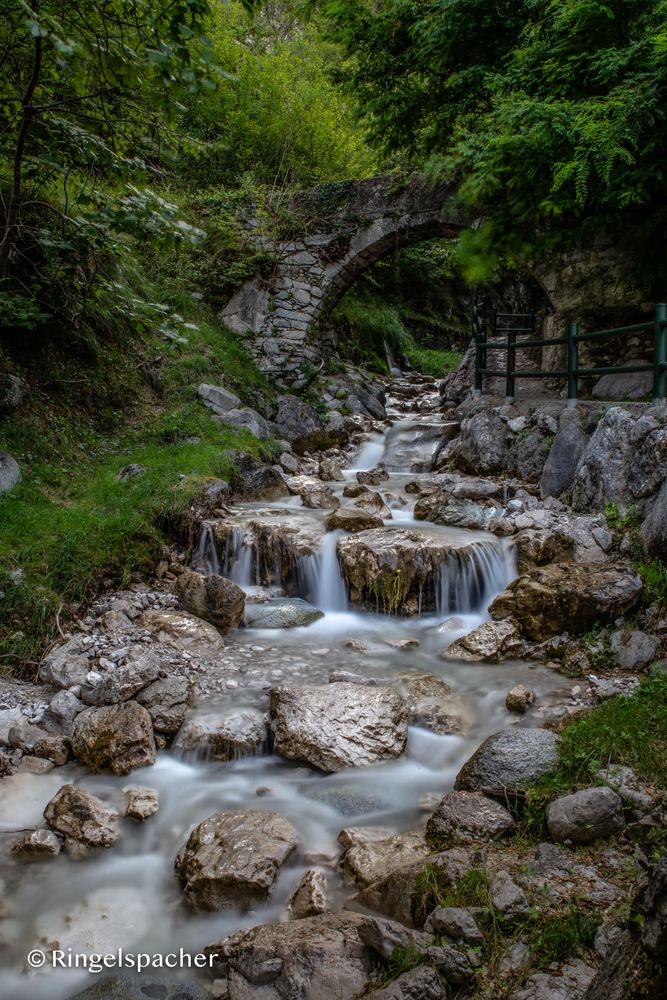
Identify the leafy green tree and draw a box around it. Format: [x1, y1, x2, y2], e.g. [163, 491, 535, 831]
[316, 0, 667, 280]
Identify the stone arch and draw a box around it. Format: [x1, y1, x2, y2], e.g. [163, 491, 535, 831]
[220, 175, 470, 379]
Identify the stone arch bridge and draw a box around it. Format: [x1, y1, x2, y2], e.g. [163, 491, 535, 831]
[219, 174, 641, 385]
[220, 175, 470, 379]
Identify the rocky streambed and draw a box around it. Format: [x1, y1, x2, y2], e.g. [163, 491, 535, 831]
[0, 373, 665, 1000]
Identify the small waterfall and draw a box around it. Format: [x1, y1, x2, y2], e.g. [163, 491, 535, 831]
[385, 341, 401, 375]
[298, 531, 348, 612]
[348, 433, 386, 472]
[192, 525, 220, 576]
[436, 539, 516, 616]
[221, 527, 255, 587]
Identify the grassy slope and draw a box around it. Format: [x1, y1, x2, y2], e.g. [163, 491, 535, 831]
[0, 304, 278, 672]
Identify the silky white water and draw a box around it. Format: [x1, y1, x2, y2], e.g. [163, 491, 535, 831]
[0, 382, 574, 1000]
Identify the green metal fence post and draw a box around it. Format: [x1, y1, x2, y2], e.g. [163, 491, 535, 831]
[506, 329, 516, 402]
[654, 303, 667, 400]
[567, 321, 579, 405]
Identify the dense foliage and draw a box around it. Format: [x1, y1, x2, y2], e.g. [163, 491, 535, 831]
[317, 0, 667, 281]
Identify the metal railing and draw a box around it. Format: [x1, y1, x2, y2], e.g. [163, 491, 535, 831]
[472, 302, 667, 402]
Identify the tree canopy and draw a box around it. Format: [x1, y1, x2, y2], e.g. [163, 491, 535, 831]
[317, 0, 667, 280]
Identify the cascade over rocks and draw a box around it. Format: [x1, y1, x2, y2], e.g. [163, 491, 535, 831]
[490, 562, 643, 640]
[175, 809, 298, 911]
[269, 682, 408, 772]
[173, 710, 267, 760]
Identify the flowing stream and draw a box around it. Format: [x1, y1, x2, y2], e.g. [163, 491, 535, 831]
[0, 377, 573, 999]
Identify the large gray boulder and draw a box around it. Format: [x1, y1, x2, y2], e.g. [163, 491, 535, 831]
[325, 506, 383, 532]
[44, 784, 120, 849]
[339, 827, 430, 888]
[207, 911, 379, 1000]
[244, 598, 324, 629]
[218, 407, 273, 439]
[490, 561, 643, 640]
[592, 363, 653, 401]
[175, 809, 298, 911]
[0, 452, 21, 493]
[610, 629, 660, 670]
[455, 728, 559, 793]
[229, 451, 286, 500]
[571, 408, 660, 510]
[426, 791, 515, 842]
[450, 411, 510, 474]
[365, 966, 446, 1000]
[540, 408, 589, 499]
[38, 635, 91, 688]
[71, 702, 156, 775]
[547, 787, 625, 844]
[80, 655, 160, 706]
[135, 675, 192, 734]
[198, 383, 241, 414]
[269, 682, 408, 773]
[642, 479, 667, 562]
[414, 494, 489, 530]
[442, 620, 526, 662]
[508, 429, 551, 482]
[175, 570, 244, 631]
[270, 394, 326, 453]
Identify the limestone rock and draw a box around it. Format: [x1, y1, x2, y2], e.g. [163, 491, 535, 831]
[508, 429, 551, 482]
[571, 408, 659, 511]
[414, 494, 489, 530]
[547, 787, 625, 844]
[513, 959, 596, 999]
[207, 911, 377, 1000]
[229, 452, 286, 500]
[269, 682, 408, 773]
[506, 684, 535, 713]
[49, 689, 85, 726]
[44, 784, 120, 848]
[592, 363, 653, 401]
[319, 457, 344, 481]
[198, 384, 241, 414]
[0, 451, 21, 493]
[425, 907, 484, 946]
[81, 655, 160, 706]
[38, 635, 91, 688]
[642, 479, 667, 562]
[175, 570, 244, 631]
[244, 598, 324, 629]
[339, 827, 430, 888]
[139, 609, 225, 653]
[175, 809, 298, 911]
[609, 628, 660, 670]
[365, 966, 446, 1000]
[325, 506, 383, 532]
[490, 870, 529, 917]
[490, 562, 642, 640]
[173, 710, 267, 760]
[12, 828, 62, 860]
[450, 411, 509, 474]
[123, 786, 159, 821]
[71, 702, 156, 775]
[287, 869, 329, 919]
[357, 467, 389, 486]
[426, 791, 515, 842]
[443, 620, 526, 662]
[271, 395, 326, 453]
[455, 728, 559, 793]
[354, 848, 474, 928]
[135, 675, 192, 733]
[218, 406, 273, 439]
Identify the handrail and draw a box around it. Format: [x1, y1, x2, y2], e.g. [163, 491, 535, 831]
[472, 302, 667, 402]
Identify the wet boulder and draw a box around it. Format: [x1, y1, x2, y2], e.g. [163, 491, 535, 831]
[175, 809, 298, 911]
[71, 702, 156, 775]
[426, 791, 515, 843]
[173, 710, 267, 760]
[505, 684, 535, 713]
[207, 911, 378, 1000]
[547, 787, 625, 844]
[44, 784, 120, 849]
[229, 452, 286, 500]
[325, 506, 383, 532]
[285, 475, 340, 509]
[455, 728, 559, 793]
[12, 829, 62, 860]
[442, 619, 526, 662]
[270, 682, 408, 773]
[414, 494, 489, 530]
[139, 609, 225, 654]
[175, 570, 244, 632]
[449, 411, 510, 475]
[123, 786, 159, 821]
[287, 868, 329, 919]
[489, 562, 642, 640]
[244, 597, 324, 629]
